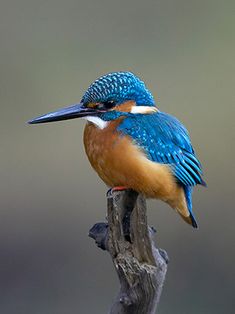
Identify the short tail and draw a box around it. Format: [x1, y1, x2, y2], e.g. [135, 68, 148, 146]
[182, 186, 198, 228]
[179, 211, 198, 228]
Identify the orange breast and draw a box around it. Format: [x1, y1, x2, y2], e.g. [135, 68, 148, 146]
[83, 119, 187, 211]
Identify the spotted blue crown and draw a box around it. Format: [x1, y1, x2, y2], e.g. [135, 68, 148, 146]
[81, 72, 155, 106]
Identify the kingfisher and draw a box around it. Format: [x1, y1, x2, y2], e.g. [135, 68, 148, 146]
[29, 71, 206, 228]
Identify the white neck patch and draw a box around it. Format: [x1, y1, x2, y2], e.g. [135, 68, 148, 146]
[83, 116, 108, 129]
[131, 106, 158, 114]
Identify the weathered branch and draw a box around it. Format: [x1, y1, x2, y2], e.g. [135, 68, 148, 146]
[89, 189, 168, 314]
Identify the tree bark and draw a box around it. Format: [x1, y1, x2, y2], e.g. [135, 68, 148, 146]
[89, 189, 168, 314]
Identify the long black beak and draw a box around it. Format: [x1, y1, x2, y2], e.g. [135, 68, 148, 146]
[28, 103, 98, 124]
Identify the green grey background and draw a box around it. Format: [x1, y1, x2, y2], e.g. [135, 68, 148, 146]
[0, 0, 234, 313]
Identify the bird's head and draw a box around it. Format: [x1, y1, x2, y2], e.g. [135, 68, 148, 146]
[28, 72, 157, 128]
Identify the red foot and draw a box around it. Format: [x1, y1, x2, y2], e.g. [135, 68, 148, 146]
[106, 186, 129, 197]
[111, 186, 128, 192]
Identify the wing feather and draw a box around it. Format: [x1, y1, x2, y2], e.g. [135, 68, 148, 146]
[118, 111, 205, 187]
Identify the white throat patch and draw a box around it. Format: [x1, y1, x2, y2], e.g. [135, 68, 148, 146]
[83, 116, 108, 129]
[130, 106, 158, 114]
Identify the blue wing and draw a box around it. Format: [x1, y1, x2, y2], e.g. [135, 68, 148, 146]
[118, 112, 205, 187]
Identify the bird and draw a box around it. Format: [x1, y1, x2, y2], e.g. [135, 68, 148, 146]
[29, 71, 206, 228]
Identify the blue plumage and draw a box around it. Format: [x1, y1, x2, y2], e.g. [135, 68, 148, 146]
[116, 111, 205, 228]
[183, 186, 198, 228]
[29, 71, 205, 228]
[117, 112, 204, 187]
[82, 72, 155, 106]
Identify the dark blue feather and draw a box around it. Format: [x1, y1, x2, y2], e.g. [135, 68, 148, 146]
[82, 72, 155, 106]
[117, 111, 205, 187]
[183, 186, 198, 228]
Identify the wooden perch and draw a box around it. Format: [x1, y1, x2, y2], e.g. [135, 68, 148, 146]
[89, 189, 168, 314]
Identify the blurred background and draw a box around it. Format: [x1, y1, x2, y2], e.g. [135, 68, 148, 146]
[0, 0, 234, 313]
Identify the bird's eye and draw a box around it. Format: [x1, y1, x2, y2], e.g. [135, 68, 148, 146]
[97, 100, 116, 110]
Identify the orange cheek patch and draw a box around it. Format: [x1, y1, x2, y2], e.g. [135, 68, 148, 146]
[113, 100, 136, 112]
